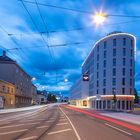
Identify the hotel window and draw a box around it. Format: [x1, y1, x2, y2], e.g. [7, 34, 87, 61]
[122, 68, 125, 76]
[122, 78, 125, 85]
[97, 54, 99, 61]
[104, 51, 107, 58]
[113, 39, 116, 46]
[130, 69, 132, 76]
[104, 41, 107, 49]
[123, 48, 126, 56]
[113, 68, 116, 76]
[123, 38, 126, 46]
[122, 88, 125, 94]
[113, 58, 116, 66]
[112, 78, 116, 86]
[123, 58, 126, 66]
[103, 79, 106, 86]
[97, 80, 99, 87]
[113, 48, 116, 56]
[112, 88, 116, 94]
[103, 60, 106, 67]
[103, 88, 106, 95]
[103, 70, 106, 77]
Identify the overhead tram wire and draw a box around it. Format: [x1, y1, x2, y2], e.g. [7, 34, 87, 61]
[20, 0, 54, 67]
[18, 0, 140, 18]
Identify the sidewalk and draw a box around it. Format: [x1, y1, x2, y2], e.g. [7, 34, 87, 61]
[0, 105, 47, 114]
[100, 112, 140, 125]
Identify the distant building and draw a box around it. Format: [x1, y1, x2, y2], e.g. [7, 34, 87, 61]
[36, 91, 47, 104]
[0, 79, 16, 108]
[0, 51, 33, 107]
[31, 84, 37, 105]
[70, 32, 135, 111]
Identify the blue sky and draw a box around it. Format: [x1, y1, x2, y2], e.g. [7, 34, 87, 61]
[0, 0, 140, 96]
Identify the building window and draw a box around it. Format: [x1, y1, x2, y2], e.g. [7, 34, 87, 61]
[113, 58, 116, 66]
[103, 79, 106, 86]
[112, 88, 116, 94]
[131, 40, 133, 47]
[131, 49, 133, 57]
[112, 78, 116, 86]
[122, 78, 125, 85]
[97, 80, 99, 87]
[113, 68, 116, 76]
[113, 48, 116, 56]
[122, 88, 125, 94]
[123, 38, 126, 46]
[103, 60, 106, 68]
[97, 89, 99, 94]
[103, 70, 106, 77]
[130, 88, 132, 95]
[97, 72, 99, 79]
[97, 54, 99, 61]
[103, 88, 106, 95]
[123, 58, 126, 66]
[130, 79, 132, 86]
[2, 86, 5, 92]
[7, 87, 10, 93]
[122, 68, 125, 76]
[123, 48, 126, 56]
[130, 69, 132, 76]
[97, 46, 99, 52]
[104, 41, 107, 49]
[113, 39, 116, 46]
[104, 51, 107, 58]
[97, 63, 99, 70]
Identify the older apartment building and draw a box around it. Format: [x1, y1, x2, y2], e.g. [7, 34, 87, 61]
[70, 32, 135, 111]
[0, 51, 36, 107]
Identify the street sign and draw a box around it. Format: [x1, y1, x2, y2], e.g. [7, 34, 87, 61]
[83, 74, 89, 81]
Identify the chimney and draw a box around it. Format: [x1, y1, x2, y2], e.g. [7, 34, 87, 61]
[2, 50, 6, 57]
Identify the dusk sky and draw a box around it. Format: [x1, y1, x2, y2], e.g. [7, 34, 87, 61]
[0, 0, 140, 96]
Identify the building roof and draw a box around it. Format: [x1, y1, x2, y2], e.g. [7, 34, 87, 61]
[0, 51, 31, 78]
[0, 79, 15, 87]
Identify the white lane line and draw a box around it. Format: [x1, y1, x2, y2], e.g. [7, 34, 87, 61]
[59, 119, 67, 121]
[105, 123, 132, 136]
[37, 126, 48, 129]
[0, 122, 38, 129]
[18, 136, 38, 140]
[56, 123, 69, 126]
[0, 129, 28, 135]
[48, 128, 72, 135]
[59, 106, 81, 140]
[46, 120, 54, 123]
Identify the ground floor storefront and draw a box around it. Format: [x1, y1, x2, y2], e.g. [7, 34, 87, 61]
[70, 95, 135, 111]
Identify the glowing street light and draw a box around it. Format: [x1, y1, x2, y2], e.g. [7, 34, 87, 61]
[64, 78, 68, 83]
[93, 12, 107, 25]
[32, 77, 36, 81]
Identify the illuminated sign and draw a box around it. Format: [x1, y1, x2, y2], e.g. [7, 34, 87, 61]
[83, 74, 89, 81]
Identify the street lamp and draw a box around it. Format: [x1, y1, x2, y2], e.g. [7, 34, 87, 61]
[64, 78, 68, 83]
[32, 77, 36, 81]
[93, 12, 107, 25]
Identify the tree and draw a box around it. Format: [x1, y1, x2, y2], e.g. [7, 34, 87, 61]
[47, 94, 57, 103]
[134, 88, 139, 103]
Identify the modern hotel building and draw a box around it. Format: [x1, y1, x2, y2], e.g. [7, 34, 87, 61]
[69, 32, 135, 111]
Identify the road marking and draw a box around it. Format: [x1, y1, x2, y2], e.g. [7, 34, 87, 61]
[59, 106, 81, 140]
[59, 118, 67, 121]
[0, 122, 38, 129]
[18, 136, 38, 140]
[56, 122, 69, 126]
[0, 129, 28, 135]
[105, 123, 132, 136]
[46, 120, 54, 123]
[37, 125, 48, 129]
[48, 128, 72, 135]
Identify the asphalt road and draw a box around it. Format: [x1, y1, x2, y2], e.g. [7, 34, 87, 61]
[0, 104, 139, 140]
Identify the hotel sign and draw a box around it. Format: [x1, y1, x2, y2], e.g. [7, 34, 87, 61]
[83, 74, 89, 81]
